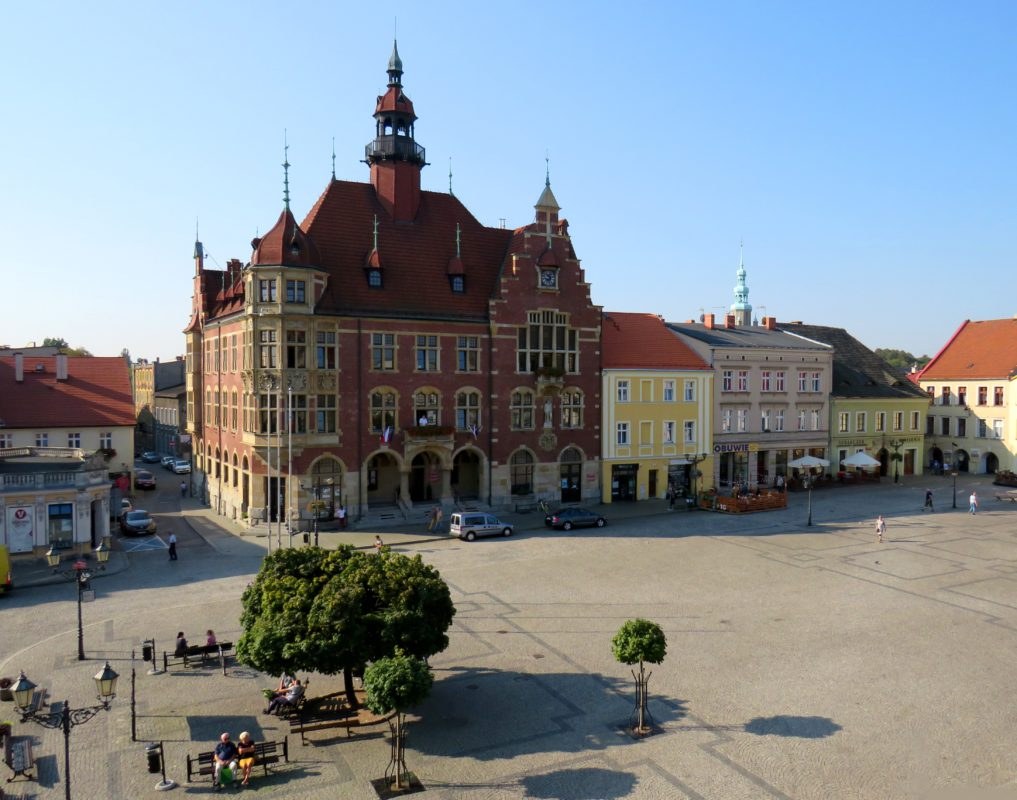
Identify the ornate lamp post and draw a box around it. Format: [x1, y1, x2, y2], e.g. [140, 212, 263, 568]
[14, 662, 119, 800]
[952, 470, 958, 509]
[687, 452, 708, 510]
[804, 469, 815, 527]
[888, 438, 904, 484]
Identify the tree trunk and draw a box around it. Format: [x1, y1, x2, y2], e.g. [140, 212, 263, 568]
[343, 666, 359, 709]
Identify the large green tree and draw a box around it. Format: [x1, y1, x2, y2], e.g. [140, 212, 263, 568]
[364, 652, 433, 790]
[237, 545, 455, 707]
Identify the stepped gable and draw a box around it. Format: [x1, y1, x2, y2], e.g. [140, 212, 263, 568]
[302, 180, 513, 319]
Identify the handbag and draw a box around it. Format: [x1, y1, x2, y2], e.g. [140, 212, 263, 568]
[220, 765, 233, 784]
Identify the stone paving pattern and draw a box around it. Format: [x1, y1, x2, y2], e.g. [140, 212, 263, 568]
[3, 474, 1017, 799]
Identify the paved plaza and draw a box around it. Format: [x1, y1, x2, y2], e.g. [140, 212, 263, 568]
[3, 475, 1017, 799]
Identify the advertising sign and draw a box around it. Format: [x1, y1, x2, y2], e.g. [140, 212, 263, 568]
[6, 506, 35, 553]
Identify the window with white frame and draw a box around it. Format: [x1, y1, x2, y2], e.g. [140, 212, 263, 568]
[371, 333, 396, 371]
[774, 409, 785, 431]
[285, 279, 306, 303]
[0, 433, 11, 448]
[457, 336, 479, 372]
[838, 412, 849, 432]
[856, 412, 867, 432]
[993, 419, 1004, 439]
[775, 370, 786, 391]
[722, 408, 733, 432]
[798, 371, 808, 392]
[316, 394, 336, 433]
[893, 411, 903, 431]
[663, 421, 675, 444]
[876, 412, 886, 432]
[286, 330, 307, 369]
[413, 391, 440, 426]
[369, 390, 397, 433]
[316, 331, 337, 369]
[798, 409, 807, 431]
[617, 380, 630, 402]
[760, 370, 772, 391]
[722, 370, 733, 391]
[811, 409, 821, 430]
[663, 380, 675, 402]
[737, 408, 748, 431]
[616, 422, 630, 445]
[290, 393, 308, 433]
[456, 391, 481, 431]
[517, 309, 578, 372]
[737, 370, 749, 391]
[995, 387, 1004, 406]
[258, 393, 279, 434]
[259, 278, 277, 302]
[910, 411, 920, 431]
[415, 335, 439, 372]
[100, 432, 112, 449]
[811, 371, 822, 392]
[683, 420, 696, 443]
[67, 433, 81, 448]
[684, 380, 696, 402]
[35, 433, 48, 447]
[259, 329, 277, 368]
[761, 409, 771, 431]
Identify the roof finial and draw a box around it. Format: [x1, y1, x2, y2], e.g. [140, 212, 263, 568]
[283, 130, 291, 211]
[448, 156, 453, 196]
[331, 137, 336, 180]
[455, 222, 461, 258]
[372, 214, 379, 251]
[545, 150, 550, 187]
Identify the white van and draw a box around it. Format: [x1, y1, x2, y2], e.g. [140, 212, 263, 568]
[449, 512, 513, 542]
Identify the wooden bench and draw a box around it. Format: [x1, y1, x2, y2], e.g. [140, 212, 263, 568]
[4, 736, 35, 783]
[290, 694, 353, 745]
[185, 736, 288, 784]
[163, 641, 233, 671]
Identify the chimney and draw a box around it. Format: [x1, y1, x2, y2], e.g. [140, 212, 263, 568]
[703, 313, 715, 329]
[725, 314, 736, 329]
[763, 316, 777, 331]
[56, 354, 68, 380]
[15, 353, 23, 382]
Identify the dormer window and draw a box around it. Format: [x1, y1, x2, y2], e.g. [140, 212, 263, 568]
[450, 275, 465, 293]
[367, 269, 383, 288]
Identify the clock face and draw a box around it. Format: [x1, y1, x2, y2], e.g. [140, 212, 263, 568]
[540, 269, 557, 288]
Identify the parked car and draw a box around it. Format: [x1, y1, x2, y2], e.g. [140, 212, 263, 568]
[172, 460, 191, 474]
[119, 510, 157, 535]
[544, 507, 607, 530]
[140, 451, 161, 463]
[161, 455, 176, 469]
[119, 498, 133, 517]
[134, 469, 157, 490]
[449, 512, 513, 541]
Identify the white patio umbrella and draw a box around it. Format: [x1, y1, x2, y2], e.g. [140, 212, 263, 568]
[841, 451, 881, 468]
[788, 455, 830, 469]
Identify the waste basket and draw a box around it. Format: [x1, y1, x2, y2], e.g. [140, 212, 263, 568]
[146, 742, 163, 773]
[142, 642, 153, 662]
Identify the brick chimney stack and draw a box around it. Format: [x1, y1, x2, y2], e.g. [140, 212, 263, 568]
[14, 353, 23, 382]
[763, 316, 777, 330]
[56, 354, 68, 380]
[725, 314, 736, 329]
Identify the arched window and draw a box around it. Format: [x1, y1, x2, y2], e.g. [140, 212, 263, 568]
[561, 390, 584, 429]
[510, 450, 534, 496]
[413, 391, 441, 426]
[511, 390, 535, 430]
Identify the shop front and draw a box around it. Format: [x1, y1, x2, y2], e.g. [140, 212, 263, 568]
[611, 463, 639, 502]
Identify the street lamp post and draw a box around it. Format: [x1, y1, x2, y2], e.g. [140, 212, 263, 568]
[687, 452, 708, 510]
[952, 471, 958, 509]
[805, 470, 814, 527]
[889, 438, 904, 484]
[13, 662, 119, 800]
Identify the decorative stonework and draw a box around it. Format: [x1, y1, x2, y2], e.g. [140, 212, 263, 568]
[316, 372, 337, 391]
[285, 371, 308, 391]
[539, 432, 558, 452]
[258, 371, 280, 391]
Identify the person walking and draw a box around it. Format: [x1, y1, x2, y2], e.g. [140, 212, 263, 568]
[969, 491, 978, 514]
[924, 489, 934, 512]
[337, 504, 347, 528]
[180, 480, 187, 498]
[168, 531, 178, 560]
[374, 535, 384, 551]
[875, 515, 886, 543]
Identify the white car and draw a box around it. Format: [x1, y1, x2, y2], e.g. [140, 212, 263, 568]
[172, 460, 191, 474]
[161, 455, 176, 469]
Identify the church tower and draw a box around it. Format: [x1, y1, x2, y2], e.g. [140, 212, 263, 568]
[730, 245, 752, 326]
[364, 40, 427, 222]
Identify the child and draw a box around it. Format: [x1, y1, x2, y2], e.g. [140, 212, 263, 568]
[875, 515, 886, 543]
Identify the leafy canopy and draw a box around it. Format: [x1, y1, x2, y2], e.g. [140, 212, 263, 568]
[236, 545, 455, 679]
[612, 618, 667, 666]
[363, 652, 433, 716]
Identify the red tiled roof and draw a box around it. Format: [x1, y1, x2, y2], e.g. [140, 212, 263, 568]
[251, 207, 322, 268]
[301, 180, 514, 319]
[918, 318, 1017, 380]
[602, 312, 711, 370]
[0, 356, 135, 429]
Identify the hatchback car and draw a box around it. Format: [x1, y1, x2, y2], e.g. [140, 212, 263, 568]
[134, 469, 157, 490]
[140, 451, 161, 463]
[120, 510, 157, 535]
[161, 455, 176, 469]
[449, 512, 513, 541]
[544, 507, 607, 530]
[172, 460, 191, 474]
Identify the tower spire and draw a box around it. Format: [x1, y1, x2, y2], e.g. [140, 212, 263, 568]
[283, 130, 291, 210]
[730, 242, 752, 326]
[331, 137, 336, 180]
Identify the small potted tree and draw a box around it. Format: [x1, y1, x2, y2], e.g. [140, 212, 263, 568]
[612, 618, 667, 736]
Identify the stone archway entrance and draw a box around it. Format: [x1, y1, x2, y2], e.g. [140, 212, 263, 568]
[367, 452, 401, 506]
[311, 457, 343, 520]
[985, 452, 999, 474]
[452, 450, 481, 501]
[955, 449, 970, 473]
[410, 451, 443, 503]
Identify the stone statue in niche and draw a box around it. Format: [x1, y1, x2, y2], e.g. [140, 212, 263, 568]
[543, 398, 553, 429]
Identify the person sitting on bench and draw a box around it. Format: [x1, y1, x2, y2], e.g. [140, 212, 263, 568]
[265, 679, 304, 714]
[213, 732, 239, 788]
[174, 632, 188, 657]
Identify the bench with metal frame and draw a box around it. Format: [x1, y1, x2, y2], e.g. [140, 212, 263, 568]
[185, 737, 289, 784]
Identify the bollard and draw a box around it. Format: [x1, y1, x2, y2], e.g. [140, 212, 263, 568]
[146, 742, 162, 773]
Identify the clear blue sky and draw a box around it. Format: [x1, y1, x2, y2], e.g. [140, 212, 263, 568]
[3, 1, 1014, 361]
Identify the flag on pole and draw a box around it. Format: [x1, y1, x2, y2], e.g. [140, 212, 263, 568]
[381, 425, 393, 444]
[468, 423, 482, 439]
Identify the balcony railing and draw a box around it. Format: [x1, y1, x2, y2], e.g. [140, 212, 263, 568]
[365, 137, 426, 163]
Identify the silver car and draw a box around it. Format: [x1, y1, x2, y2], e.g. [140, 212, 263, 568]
[449, 512, 513, 541]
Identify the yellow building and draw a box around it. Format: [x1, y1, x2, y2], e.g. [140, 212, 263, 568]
[601, 313, 713, 504]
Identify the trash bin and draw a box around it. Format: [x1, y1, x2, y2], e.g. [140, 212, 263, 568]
[302, 532, 309, 544]
[142, 642, 153, 662]
[146, 742, 162, 773]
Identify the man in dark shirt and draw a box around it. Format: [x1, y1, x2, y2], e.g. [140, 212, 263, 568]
[213, 732, 239, 787]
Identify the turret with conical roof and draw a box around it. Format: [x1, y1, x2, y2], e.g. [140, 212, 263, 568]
[730, 245, 752, 326]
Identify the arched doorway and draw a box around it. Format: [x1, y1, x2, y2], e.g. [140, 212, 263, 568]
[929, 446, 944, 474]
[984, 452, 998, 475]
[410, 451, 442, 502]
[311, 457, 343, 519]
[452, 450, 481, 501]
[877, 448, 889, 477]
[955, 449, 970, 473]
[559, 447, 583, 503]
[367, 452, 401, 506]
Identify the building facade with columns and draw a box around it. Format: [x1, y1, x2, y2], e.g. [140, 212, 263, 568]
[184, 44, 602, 528]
